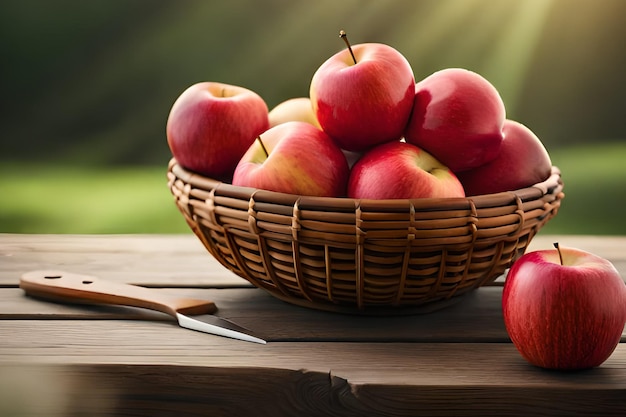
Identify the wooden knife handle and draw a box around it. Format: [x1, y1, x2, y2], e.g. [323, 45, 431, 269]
[20, 270, 217, 317]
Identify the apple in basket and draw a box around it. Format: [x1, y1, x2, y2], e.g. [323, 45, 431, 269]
[166, 82, 269, 179]
[404, 68, 506, 173]
[347, 141, 465, 199]
[232, 121, 350, 197]
[457, 120, 553, 196]
[268, 97, 321, 129]
[309, 31, 415, 152]
[503, 243, 626, 370]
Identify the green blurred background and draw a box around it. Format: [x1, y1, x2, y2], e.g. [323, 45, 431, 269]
[1, 0, 625, 234]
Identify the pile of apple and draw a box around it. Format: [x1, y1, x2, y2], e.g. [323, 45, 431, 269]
[166, 34, 626, 371]
[166, 32, 553, 200]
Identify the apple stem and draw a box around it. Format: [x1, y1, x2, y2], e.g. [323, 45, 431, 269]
[256, 136, 269, 158]
[339, 30, 357, 65]
[553, 242, 564, 266]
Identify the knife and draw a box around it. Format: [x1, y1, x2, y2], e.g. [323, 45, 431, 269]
[20, 270, 266, 344]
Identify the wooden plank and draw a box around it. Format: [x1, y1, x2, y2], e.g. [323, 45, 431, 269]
[1, 233, 625, 416]
[0, 321, 625, 390]
[2, 234, 626, 288]
[0, 233, 250, 287]
[0, 286, 508, 342]
[1, 361, 625, 417]
[3, 286, 625, 343]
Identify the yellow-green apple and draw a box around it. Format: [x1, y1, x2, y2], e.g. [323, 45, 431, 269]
[347, 141, 465, 199]
[166, 82, 269, 179]
[268, 97, 321, 129]
[457, 120, 552, 195]
[503, 243, 626, 370]
[309, 32, 415, 152]
[404, 68, 505, 173]
[232, 121, 349, 197]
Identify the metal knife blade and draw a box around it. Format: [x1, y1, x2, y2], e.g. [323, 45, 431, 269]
[176, 313, 265, 344]
[20, 270, 266, 344]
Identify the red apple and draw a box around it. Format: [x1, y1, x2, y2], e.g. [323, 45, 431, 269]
[457, 120, 552, 196]
[309, 33, 415, 152]
[166, 82, 269, 179]
[347, 141, 465, 199]
[404, 68, 505, 173]
[503, 243, 626, 370]
[268, 97, 321, 129]
[232, 121, 349, 197]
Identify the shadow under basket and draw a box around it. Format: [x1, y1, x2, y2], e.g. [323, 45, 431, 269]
[167, 158, 564, 315]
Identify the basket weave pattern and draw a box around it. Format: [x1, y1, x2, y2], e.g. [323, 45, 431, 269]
[168, 158, 564, 313]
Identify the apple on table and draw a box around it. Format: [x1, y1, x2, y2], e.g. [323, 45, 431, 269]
[347, 141, 465, 200]
[232, 121, 350, 197]
[457, 119, 553, 195]
[310, 31, 415, 152]
[503, 243, 626, 370]
[404, 68, 506, 173]
[166, 81, 269, 180]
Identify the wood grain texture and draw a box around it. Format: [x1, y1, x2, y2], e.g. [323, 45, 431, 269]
[1, 233, 626, 416]
[3, 287, 625, 343]
[1, 286, 508, 342]
[0, 233, 251, 287]
[1, 321, 625, 386]
[2, 234, 625, 287]
[1, 322, 625, 416]
[1, 362, 625, 417]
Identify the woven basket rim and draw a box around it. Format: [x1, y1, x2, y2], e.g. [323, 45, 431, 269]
[167, 158, 562, 210]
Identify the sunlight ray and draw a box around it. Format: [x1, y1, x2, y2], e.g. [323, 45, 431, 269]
[387, 0, 481, 67]
[481, 0, 555, 114]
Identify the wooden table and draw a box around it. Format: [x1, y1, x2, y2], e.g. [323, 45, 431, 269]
[1, 233, 625, 416]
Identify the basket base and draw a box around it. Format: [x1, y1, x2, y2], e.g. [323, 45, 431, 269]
[267, 291, 469, 316]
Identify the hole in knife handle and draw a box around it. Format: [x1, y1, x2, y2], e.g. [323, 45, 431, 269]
[44, 275, 62, 279]
[82, 280, 93, 285]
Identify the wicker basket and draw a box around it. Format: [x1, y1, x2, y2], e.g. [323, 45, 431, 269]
[167, 158, 564, 314]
